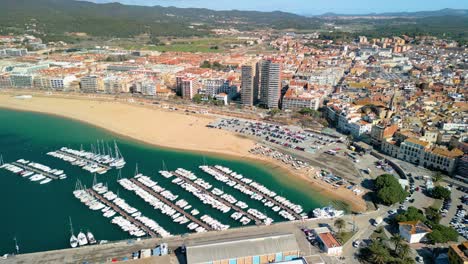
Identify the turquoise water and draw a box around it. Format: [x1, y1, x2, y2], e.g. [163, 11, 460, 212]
[0, 108, 328, 254]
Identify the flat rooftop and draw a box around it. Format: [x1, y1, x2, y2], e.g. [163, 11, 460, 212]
[186, 233, 299, 264]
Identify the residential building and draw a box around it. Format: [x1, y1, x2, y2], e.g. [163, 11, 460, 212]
[201, 79, 228, 97]
[422, 147, 464, 174]
[10, 74, 33, 88]
[397, 138, 431, 164]
[448, 242, 468, 264]
[214, 93, 228, 105]
[3, 48, 28, 57]
[399, 220, 431, 244]
[80, 75, 104, 93]
[313, 227, 342, 256]
[181, 77, 201, 100]
[281, 87, 322, 111]
[241, 63, 258, 106]
[0, 74, 11, 88]
[370, 123, 399, 147]
[260, 60, 281, 109]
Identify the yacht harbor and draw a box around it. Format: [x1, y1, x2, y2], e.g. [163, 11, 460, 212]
[169, 169, 266, 225]
[200, 165, 305, 221]
[47, 142, 126, 175]
[0, 159, 66, 184]
[73, 183, 169, 239]
[118, 176, 216, 232]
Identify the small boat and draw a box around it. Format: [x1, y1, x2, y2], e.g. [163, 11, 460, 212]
[40, 178, 52, 185]
[87, 231, 97, 244]
[77, 231, 88, 246]
[69, 217, 79, 248]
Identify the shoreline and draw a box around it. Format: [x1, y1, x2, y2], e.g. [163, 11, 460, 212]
[0, 91, 366, 212]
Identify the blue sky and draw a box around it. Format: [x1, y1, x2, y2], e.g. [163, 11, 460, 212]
[89, 0, 468, 15]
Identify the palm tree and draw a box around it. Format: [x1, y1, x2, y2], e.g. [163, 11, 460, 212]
[334, 218, 346, 233]
[390, 234, 404, 252]
[398, 243, 411, 259]
[369, 242, 390, 264]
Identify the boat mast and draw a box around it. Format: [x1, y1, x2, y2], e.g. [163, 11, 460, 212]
[69, 216, 75, 236]
[117, 169, 122, 181]
[114, 141, 124, 160]
[14, 237, 19, 255]
[134, 163, 139, 176]
[96, 140, 101, 156]
[162, 160, 167, 171]
[106, 142, 113, 158]
[0, 154, 3, 166]
[92, 174, 97, 187]
[101, 140, 106, 156]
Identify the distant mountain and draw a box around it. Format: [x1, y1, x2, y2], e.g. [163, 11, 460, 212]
[0, 0, 321, 38]
[0, 0, 465, 44]
[318, 8, 468, 17]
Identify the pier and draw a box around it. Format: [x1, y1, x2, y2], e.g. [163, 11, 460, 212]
[11, 162, 59, 180]
[171, 171, 265, 225]
[86, 188, 158, 238]
[55, 150, 111, 170]
[207, 166, 303, 220]
[130, 178, 213, 231]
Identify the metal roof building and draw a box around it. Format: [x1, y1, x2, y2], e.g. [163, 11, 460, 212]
[186, 233, 300, 264]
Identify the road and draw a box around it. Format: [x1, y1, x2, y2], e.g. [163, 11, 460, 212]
[1, 210, 389, 264]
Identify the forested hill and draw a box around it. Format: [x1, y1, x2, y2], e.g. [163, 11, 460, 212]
[0, 0, 321, 37]
[0, 0, 466, 43]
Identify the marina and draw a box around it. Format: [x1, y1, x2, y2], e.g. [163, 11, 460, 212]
[0, 159, 66, 182]
[0, 108, 326, 254]
[47, 141, 126, 175]
[73, 185, 164, 238]
[200, 165, 305, 221]
[169, 169, 266, 225]
[118, 175, 215, 232]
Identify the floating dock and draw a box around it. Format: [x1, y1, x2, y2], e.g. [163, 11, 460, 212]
[170, 171, 264, 225]
[11, 162, 59, 180]
[129, 178, 213, 231]
[207, 166, 303, 220]
[55, 150, 111, 170]
[86, 188, 158, 237]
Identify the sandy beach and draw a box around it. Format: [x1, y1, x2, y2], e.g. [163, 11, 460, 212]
[0, 92, 367, 212]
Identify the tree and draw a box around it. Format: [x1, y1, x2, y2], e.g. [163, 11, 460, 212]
[200, 60, 211, 68]
[431, 186, 451, 200]
[334, 218, 346, 233]
[427, 224, 459, 244]
[390, 234, 404, 252]
[433, 171, 443, 182]
[268, 109, 281, 117]
[397, 243, 411, 259]
[298, 108, 320, 118]
[425, 207, 441, 224]
[374, 174, 408, 205]
[395, 206, 426, 223]
[192, 94, 203, 104]
[368, 241, 392, 264]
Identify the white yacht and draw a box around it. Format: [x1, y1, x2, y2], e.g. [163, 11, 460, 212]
[77, 232, 88, 246]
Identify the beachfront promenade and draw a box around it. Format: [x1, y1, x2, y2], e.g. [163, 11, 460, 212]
[2, 210, 383, 264]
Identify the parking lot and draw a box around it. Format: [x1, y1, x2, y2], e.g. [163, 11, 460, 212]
[210, 118, 344, 154]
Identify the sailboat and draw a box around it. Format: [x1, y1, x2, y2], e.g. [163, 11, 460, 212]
[86, 230, 97, 244]
[69, 217, 78, 248]
[77, 231, 88, 246]
[110, 141, 126, 169]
